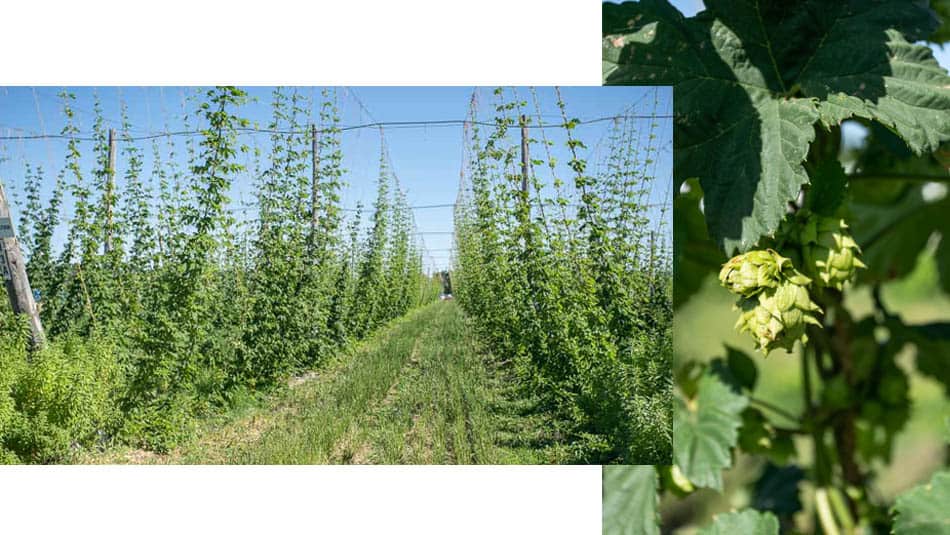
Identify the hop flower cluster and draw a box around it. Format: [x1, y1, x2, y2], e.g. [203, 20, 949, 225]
[797, 216, 866, 290]
[719, 249, 821, 354]
[720, 249, 806, 296]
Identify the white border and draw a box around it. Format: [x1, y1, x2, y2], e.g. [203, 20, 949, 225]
[0, 0, 601, 85]
[0, 465, 602, 533]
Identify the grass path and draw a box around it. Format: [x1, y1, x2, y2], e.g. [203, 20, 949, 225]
[88, 300, 559, 464]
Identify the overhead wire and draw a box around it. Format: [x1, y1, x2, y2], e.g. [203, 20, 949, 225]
[0, 114, 674, 142]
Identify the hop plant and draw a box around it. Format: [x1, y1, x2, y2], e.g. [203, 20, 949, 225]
[719, 249, 810, 297]
[797, 216, 866, 290]
[734, 280, 822, 354]
[720, 249, 821, 354]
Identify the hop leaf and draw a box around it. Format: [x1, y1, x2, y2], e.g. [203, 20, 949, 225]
[798, 216, 867, 290]
[734, 280, 822, 354]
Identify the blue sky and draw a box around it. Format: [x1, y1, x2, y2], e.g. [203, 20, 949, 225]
[0, 86, 673, 273]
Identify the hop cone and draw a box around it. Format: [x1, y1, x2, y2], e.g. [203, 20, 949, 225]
[719, 249, 810, 297]
[798, 216, 866, 290]
[735, 280, 822, 354]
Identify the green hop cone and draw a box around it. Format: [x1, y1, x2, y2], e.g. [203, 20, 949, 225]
[734, 280, 822, 354]
[799, 216, 866, 290]
[719, 249, 810, 297]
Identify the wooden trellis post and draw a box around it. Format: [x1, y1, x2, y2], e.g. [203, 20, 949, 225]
[519, 114, 535, 290]
[0, 181, 45, 349]
[311, 123, 320, 234]
[520, 115, 529, 196]
[518, 114, 533, 245]
[104, 127, 117, 253]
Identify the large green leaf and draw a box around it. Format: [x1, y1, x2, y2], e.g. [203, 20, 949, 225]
[674, 369, 748, 490]
[603, 0, 949, 255]
[602, 466, 660, 535]
[603, 0, 818, 254]
[785, 2, 949, 153]
[892, 470, 950, 534]
[697, 509, 779, 535]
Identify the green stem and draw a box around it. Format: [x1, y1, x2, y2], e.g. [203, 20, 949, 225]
[828, 487, 856, 533]
[815, 488, 842, 535]
[749, 396, 802, 424]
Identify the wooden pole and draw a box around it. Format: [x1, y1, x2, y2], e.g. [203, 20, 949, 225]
[104, 128, 117, 253]
[311, 123, 320, 235]
[520, 115, 529, 196]
[0, 182, 45, 349]
[519, 115, 534, 290]
[649, 230, 656, 281]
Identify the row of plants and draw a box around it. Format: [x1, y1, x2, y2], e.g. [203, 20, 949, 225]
[604, 0, 949, 532]
[1, 86, 441, 462]
[453, 87, 673, 464]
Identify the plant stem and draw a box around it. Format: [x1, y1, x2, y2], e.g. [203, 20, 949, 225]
[828, 487, 856, 533]
[815, 488, 842, 535]
[749, 396, 801, 423]
[826, 293, 863, 520]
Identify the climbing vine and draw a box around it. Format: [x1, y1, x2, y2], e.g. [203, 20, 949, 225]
[0, 86, 438, 460]
[454, 87, 672, 464]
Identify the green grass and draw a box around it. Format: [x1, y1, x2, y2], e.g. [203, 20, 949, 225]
[85, 300, 557, 464]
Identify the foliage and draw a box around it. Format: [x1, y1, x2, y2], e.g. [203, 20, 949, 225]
[673, 367, 747, 490]
[697, 509, 779, 535]
[603, 466, 660, 535]
[892, 469, 950, 534]
[604, 1, 950, 533]
[454, 87, 672, 464]
[0, 311, 124, 463]
[1, 86, 437, 460]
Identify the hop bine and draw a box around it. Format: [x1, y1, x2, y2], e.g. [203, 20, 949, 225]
[720, 249, 822, 355]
